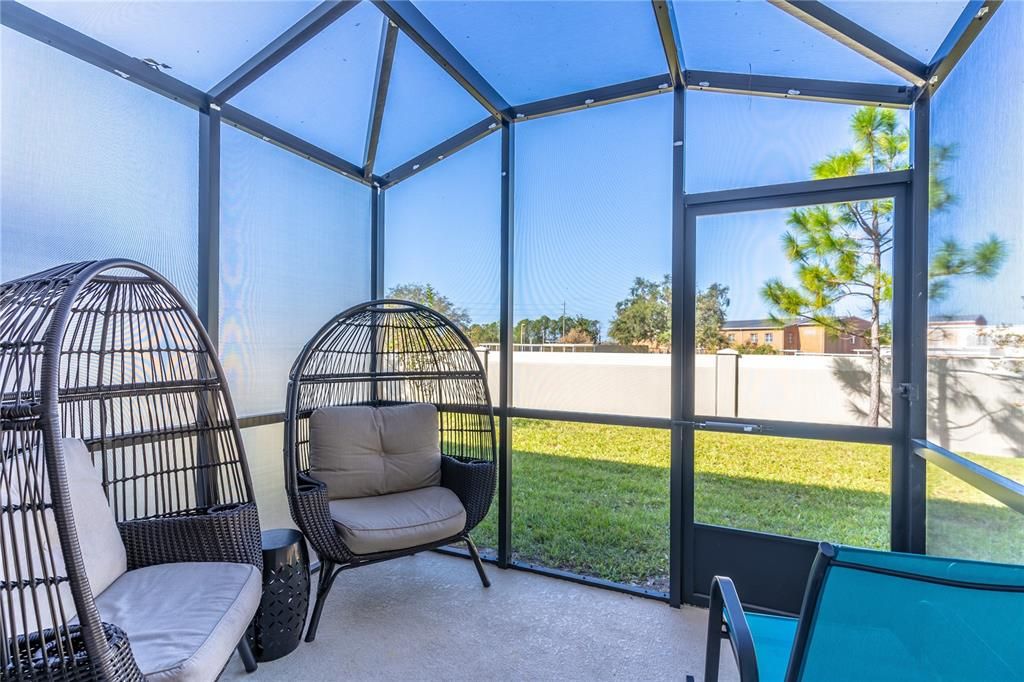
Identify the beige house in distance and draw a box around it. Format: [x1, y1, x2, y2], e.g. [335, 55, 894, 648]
[927, 315, 987, 349]
[722, 317, 871, 354]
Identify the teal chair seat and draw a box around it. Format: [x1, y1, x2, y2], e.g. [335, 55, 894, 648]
[745, 613, 797, 682]
[703, 543, 1024, 682]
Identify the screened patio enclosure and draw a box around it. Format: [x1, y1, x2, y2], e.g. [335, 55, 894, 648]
[2, 0, 1022, 615]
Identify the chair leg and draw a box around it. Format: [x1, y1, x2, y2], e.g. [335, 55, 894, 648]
[464, 535, 491, 588]
[236, 637, 258, 673]
[305, 559, 338, 643]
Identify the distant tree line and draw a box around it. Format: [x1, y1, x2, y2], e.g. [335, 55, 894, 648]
[604, 275, 729, 353]
[386, 283, 599, 346]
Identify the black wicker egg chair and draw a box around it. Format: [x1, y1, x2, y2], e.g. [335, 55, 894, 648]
[1, 260, 262, 681]
[284, 299, 497, 642]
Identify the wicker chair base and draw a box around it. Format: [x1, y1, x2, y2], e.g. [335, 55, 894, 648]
[3, 624, 142, 682]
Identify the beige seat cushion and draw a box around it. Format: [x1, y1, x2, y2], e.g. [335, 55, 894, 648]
[310, 403, 442, 499]
[1, 438, 126, 635]
[329, 486, 466, 555]
[91, 562, 261, 682]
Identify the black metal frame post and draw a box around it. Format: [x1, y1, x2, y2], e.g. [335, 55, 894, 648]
[907, 92, 932, 553]
[198, 106, 221, 346]
[669, 84, 688, 608]
[370, 185, 385, 299]
[497, 120, 515, 568]
[196, 105, 222, 507]
[890, 179, 913, 553]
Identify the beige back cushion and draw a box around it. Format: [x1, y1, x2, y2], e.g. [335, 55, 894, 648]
[309, 404, 442, 499]
[0, 438, 127, 635]
[63, 438, 128, 596]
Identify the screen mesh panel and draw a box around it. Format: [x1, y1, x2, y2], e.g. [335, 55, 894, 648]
[220, 125, 371, 417]
[926, 2, 1023, 461]
[513, 95, 672, 418]
[1, 27, 199, 303]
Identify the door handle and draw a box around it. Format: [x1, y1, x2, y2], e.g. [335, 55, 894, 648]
[674, 420, 765, 434]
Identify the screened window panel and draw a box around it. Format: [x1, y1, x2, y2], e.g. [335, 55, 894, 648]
[1, 27, 199, 302]
[824, 1, 969, 63]
[695, 432, 891, 548]
[240, 423, 294, 532]
[695, 202, 895, 428]
[414, 0, 667, 105]
[383, 133, 501, 386]
[513, 95, 672, 418]
[673, 0, 908, 84]
[927, 2, 1023, 460]
[22, 0, 320, 90]
[685, 90, 911, 194]
[220, 125, 371, 417]
[230, 2, 382, 164]
[510, 419, 670, 591]
[374, 33, 489, 175]
[925, 457, 1024, 564]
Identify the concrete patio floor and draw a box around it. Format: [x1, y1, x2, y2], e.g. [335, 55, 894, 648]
[222, 552, 739, 681]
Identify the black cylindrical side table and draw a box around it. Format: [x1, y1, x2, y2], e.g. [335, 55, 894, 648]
[247, 528, 310, 662]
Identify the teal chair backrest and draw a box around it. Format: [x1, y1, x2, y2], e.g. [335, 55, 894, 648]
[788, 544, 1024, 681]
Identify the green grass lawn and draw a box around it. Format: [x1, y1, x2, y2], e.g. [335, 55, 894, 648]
[471, 419, 1024, 589]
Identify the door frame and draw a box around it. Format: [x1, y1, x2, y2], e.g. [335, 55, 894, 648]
[672, 170, 913, 611]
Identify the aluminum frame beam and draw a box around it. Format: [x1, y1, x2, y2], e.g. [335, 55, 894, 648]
[684, 70, 915, 108]
[652, 0, 685, 87]
[768, 0, 928, 85]
[927, 0, 1002, 91]
[209, 1, 359, 104]
[371, 0, 511, 120]
[508, 74, 673, 121]
[381, 67, 913, 186]
[915, 440, 1024, 515]
[685, 169, 912, 209]
[364, 20, 400, 179]
[1, 0, 207, 109]
[219, 104, 369, 184]
[379, 117, 499, 187]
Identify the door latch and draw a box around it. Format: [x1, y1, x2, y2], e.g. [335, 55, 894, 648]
[897, 383, 919, 402]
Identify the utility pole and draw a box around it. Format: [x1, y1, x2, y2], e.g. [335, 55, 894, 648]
[561, 301, 566, 340]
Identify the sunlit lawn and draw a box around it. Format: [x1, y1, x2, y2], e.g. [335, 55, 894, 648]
[471, 419, 1024, 589]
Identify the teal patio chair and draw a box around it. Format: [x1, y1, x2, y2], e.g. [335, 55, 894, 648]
[702, 543, 1024, 682]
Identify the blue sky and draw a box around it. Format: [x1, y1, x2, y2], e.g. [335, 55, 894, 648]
[3, 1, 1022, 338]
[384, 1, 1023, 332]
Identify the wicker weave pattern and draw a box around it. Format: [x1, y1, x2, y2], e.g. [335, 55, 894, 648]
[283, 301, 498, 640]
[2, 624, 142, 682]
[1, 261, 261, 680]
[440, 456, 496, 532]
[287, 475, 355, 564]
[119, 503, 262, 571]
[284, 301, 497, 561]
